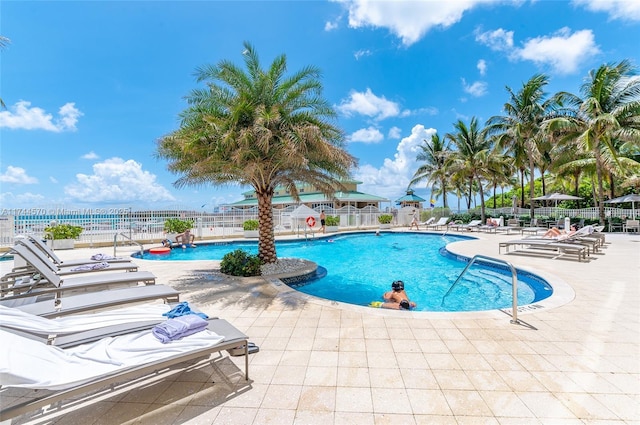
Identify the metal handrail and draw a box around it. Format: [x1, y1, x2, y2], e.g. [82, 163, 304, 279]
[442, 254, 520, 324]
[113, 232, 144, 257]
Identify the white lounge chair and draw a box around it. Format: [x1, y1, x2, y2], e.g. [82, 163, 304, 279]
[454, 219, 482, 232]
[16, 235, 133, 267]
[425, 217, 449, 230]
[0, 284, 180, 318]
[1, 245, 156, 301]
[5, 239, 138, 281]
[0, 318, 249, 420]
[499, 238, 588, 262]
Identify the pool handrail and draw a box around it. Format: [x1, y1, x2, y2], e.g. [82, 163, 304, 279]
[442, 254, 519, 324]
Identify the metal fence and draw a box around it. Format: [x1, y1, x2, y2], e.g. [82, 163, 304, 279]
[0, 204, 634, 248]
[0, 205, 388, 248]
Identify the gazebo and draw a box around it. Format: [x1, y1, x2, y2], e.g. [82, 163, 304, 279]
[395, 189, 425, 209]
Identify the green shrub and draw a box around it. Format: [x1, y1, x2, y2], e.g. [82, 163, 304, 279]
[220, 249, 262, 277]
[378, 214, 393, 224]
[164, 218, 193, 233]
[325, 215, 340, 226]
[44, 223, 83, 240]
[243, 219, 259, 231]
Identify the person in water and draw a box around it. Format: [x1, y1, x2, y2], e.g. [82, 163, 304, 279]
[381, 280, 417, 310]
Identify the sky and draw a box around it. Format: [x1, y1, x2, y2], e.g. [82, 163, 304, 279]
[1, 0, 639, 212]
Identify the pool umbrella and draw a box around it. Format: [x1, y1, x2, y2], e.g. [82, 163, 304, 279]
[532, 192, 582, 216]
[604, 194, 640, 219]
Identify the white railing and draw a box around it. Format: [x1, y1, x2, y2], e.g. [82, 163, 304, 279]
[0, 205, 386, 248]
[0, 205, 634, 248]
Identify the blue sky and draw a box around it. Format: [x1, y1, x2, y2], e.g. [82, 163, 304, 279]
[1, 0, 639, 212]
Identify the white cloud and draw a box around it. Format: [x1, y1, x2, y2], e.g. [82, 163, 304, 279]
[477, 59, 487, 76]
[514, 28, 600, 75]
[475, 28, 514, 51]
[0, 101, 83, 132]
[354, 124, 437, 199]
[82, 151, 99, 160]
[0, 166, 38, 184]
[0, 191, 46, 207]
[64, 157, 175, 203]
[354, 49, 372, 60]
[349, 126, 384, 143]
[476, 26, 600, 75]
[388, 126, 401, 139]
[573, 0, 640, 21]
[325, 20, 339, 31]
[461, 78, 488, 97]
[336, 0, 487, 46]
[337, 88, 400, 121]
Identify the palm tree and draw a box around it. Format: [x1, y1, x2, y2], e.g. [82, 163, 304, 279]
[410, 133, 451, 208]
[486, 74, 557, 219]
[546, 60, 640, 224]
[157, 42, 357, 263]
[445, 117, 494, 222]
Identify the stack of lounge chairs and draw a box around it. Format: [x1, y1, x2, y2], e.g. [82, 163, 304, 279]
[0, 237, 254, 422]
[498, 225, 606, 262]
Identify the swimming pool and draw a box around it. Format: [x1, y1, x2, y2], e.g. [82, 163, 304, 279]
[138, 232, 553, 312]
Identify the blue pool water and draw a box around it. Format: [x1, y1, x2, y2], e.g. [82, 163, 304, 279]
[139, 232, 552, 312]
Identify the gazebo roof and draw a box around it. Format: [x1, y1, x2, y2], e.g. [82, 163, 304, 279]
[395, 189, 426, 203]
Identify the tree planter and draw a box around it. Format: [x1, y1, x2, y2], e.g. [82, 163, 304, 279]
[379, 224, 391, 229]
[243, 230, 259, 238]
[325, 225, 339, 233]
[48, 239, 75, 250]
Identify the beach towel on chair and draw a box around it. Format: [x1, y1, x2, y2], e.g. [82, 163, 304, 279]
[152, 315, 209, 343]
[90, 253, 121, 261]
[70, 262, 110, 272]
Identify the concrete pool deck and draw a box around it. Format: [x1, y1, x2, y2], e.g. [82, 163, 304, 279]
[2, 230, 639, 424]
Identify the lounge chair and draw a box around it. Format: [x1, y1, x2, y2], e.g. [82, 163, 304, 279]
[454, 219, 482, 232]
[1, 245, 156, 300]
[16, 235, 133, 267]
[499, 238, 588, 262]
[425, 217, 449, 230]
[5, 239, 139, 281]
[520, 218, 547, 236]
[0, 318, 249, 421]
[623, 219, 639, 233]
[419, 217, 435, 226]
[0, 284, 180, 318]
[522, 225, 604, 254]
[494, 218, 522, 235]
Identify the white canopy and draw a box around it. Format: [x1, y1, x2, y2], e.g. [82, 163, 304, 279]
[289, 205, 320, 219]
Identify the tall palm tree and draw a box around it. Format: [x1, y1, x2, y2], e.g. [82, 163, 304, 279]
[546, 60, 640, 224]
[410, 133, 451, 208]
[157, 42, 357, 263]
[486, 74, 557, 219]
[445, 117, 494, 222]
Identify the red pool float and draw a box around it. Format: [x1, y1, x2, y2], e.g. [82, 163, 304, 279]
[149, 247, 171, 255]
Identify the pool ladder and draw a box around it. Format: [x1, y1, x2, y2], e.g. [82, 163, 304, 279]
[442, 255, 520, 325]
[113, 232, 144, 257]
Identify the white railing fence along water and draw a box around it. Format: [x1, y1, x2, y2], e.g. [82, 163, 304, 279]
[0, 205, 633, 248]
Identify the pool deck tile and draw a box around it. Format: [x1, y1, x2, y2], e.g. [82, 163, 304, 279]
[2, 230, 639, 424]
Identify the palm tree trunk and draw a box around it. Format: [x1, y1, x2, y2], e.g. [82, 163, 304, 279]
[256, 190, 277, 263]
[478, 175, 486, 223]
[529, 157, 536, 219]
[594, 149, 606, 225]
[441, 178, 448, 209]
[519, 169, 525, 211]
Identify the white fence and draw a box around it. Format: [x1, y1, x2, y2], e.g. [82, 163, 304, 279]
[0, 205, 388, 248]
[0, 204, 634, 248]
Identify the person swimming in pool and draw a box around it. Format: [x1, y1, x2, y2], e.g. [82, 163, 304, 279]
[381, 280, 416, 310]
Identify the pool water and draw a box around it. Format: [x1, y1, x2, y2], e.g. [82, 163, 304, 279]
[139, 232, 552, 312]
